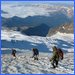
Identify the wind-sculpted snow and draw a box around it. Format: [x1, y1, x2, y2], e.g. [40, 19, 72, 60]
[1, 30, 74, 52]
[1, 52, 74, 74]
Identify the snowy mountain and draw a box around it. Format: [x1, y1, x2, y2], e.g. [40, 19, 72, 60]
[47, 22, 74, 36]
[1, 3, 74, 36]
[1, 2, 74, 74]
[1, 2, 74, 27]
[1, 29, 74, 74]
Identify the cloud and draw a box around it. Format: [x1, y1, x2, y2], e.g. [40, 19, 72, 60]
[1, 2, 74, 18]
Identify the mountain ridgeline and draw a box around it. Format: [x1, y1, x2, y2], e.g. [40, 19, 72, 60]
[2, 11, 70, 27]
[2, 11, 73, 37]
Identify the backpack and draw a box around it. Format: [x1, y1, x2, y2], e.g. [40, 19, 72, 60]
[34, 49, 39, 55]
[57, 48, 64, 60]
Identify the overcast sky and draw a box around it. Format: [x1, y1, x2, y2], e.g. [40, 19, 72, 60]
[1, 1, 74, 18]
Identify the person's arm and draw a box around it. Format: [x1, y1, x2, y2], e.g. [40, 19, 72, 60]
[50, 55, 54, 61]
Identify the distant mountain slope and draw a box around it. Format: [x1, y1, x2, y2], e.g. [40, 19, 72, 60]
[2, 11, 72, 37]
[21, 24, 50, 36]
[2, 11, 70, 28]
[20, 21, 73, 37]
[47, 22, 73, 36]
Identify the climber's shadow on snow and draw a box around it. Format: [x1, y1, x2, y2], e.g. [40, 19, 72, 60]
[52, 39, 74, 52]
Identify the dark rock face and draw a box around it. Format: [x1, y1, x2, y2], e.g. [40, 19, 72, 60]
[21, 24, 50, 37]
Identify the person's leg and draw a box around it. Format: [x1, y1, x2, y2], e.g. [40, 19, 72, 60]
[36, 55, 38, 60]
[55, 60, 58, 67]
[51, 60, 55, 68]
[34, 55, 37, 60]
[13, 53, 16, 58]
[34, 55, 38, 60]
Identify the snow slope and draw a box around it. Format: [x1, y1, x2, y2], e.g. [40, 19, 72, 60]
[1, 52, 74, 74]
[1, 29, 74, 74]
[1, 29, 74, 52]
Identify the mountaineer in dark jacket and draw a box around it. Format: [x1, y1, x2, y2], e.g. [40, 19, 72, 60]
[50, 46, 63, 68]
[12, 48, 16, 57]
[32, 48, 39, 60]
